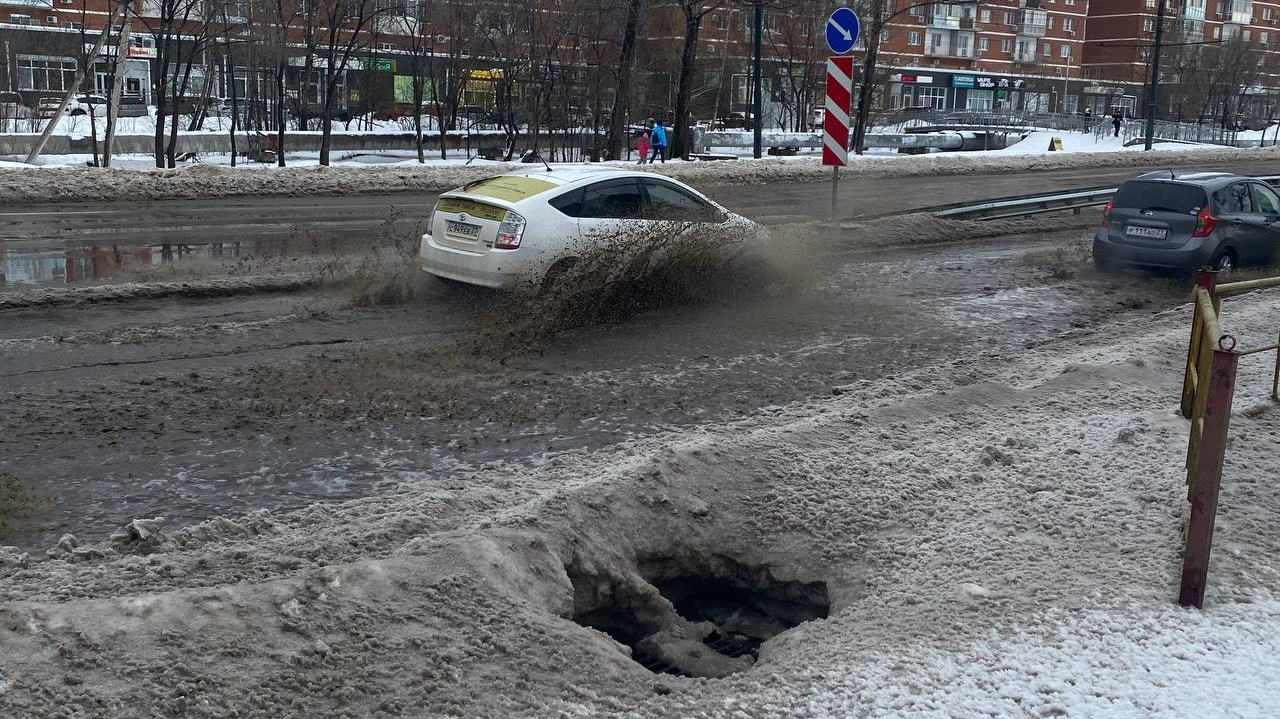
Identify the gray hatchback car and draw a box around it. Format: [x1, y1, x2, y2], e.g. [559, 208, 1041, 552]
[1093, 171, 1280, 272]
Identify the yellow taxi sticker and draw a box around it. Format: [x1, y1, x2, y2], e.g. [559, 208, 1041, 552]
[436, 198, 506, 221]
[462, 175, 558, 203]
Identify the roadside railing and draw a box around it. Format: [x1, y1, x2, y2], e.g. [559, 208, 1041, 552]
[1178, 269, 1280, 608]
[936, 176, 1280, 222]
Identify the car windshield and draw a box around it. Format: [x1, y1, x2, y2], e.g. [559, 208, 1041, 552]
[1112, 181, 1207, 214]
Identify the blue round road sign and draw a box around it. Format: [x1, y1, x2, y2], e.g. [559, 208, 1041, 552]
[825, 7, 860, 55]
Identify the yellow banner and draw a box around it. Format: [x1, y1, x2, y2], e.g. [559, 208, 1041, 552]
[460, 176, 558, 204]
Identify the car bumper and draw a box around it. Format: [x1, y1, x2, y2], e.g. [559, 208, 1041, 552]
[419, 234, 523, 289]
[1093, 231, 1214, 270]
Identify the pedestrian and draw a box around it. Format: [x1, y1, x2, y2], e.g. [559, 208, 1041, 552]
[1112, 109, 1123, 138]
[649, 119, 668, 164]
[636, 128, 649, 165]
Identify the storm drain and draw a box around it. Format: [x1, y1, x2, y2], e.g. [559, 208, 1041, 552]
[569, 554, 830, 678]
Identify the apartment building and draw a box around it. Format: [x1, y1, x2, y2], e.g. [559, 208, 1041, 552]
[4, 0, 1280, 129]
[876, 0, 1088, 114]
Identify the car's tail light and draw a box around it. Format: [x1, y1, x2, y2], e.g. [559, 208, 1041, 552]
[1191, 205, 1218, 238]
[1101, 200, 1113, 228]
[495, 210, 526, 250]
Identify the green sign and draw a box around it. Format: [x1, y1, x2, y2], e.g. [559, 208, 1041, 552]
[951, 75, 976, 89]
[393, 75, 433, 104]
[363, 58, 395, 72]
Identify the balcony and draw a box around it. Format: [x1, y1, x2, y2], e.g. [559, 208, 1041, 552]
[1181, 1, 1206, 21]
[924, 44, 954, 57]
[1228, 0, 1253, 24]
[0, 0, 52, 6]
[929, 14, 960, 30]
[959, 16, 975, 30]
[1013, 50, 1040, 63]
[1017, 21, 1047, 37]
[1019, 0, 1042, 7]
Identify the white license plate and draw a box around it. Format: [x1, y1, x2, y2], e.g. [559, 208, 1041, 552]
[446, 220, 481, 239]
[1125, 225, 1168, 239]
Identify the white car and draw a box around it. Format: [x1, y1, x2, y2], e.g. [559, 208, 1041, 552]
[419, 166, 764, 288]
[66, 95, 109, 117]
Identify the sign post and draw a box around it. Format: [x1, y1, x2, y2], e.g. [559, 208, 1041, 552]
[822, 8, 859, 219]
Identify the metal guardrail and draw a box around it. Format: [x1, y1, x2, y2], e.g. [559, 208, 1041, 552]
[936, 175, 1280, 221]
[933, 187, 1117, 220]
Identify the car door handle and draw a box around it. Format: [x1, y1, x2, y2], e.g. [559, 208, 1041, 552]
[1231, 219, 1244, 225]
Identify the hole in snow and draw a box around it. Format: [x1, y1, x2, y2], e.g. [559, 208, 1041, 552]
[568, 554, 829, 678]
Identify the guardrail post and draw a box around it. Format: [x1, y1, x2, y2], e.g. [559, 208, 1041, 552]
[1178, 347, 1239, 609]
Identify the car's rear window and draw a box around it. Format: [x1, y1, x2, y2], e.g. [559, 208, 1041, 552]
[1113, 181, 1207, 214]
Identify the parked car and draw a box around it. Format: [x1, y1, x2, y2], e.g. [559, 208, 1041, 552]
[419, 167, 765, 288]
[35, 96, 63, 119]
[66, 95, 109, 117]
[1093, 170, 1280, 273]
[713, 112, 755, 130]
[0, 91, 31, 120]
[117, 92, 150, 117]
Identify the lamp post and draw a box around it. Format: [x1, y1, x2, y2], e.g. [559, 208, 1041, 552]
[1143, 0, 1167, 151]
[752, 0, 762, 158]
[1061, 53, 1071, 114]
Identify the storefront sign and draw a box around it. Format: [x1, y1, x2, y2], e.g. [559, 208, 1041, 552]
[951, 75, 1026, 90]
[892, 73, 933, 84]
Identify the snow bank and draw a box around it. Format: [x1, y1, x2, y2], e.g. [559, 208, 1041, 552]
[2, 144, 1279, 205]
[2, 280, 1279, 716]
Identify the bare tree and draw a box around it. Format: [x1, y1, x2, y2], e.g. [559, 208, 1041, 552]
[669, 0, 728, 158]
[313, 0, 383, 165]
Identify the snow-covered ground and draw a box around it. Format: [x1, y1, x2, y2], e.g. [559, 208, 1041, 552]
[1, 279, 1278, 716]
[1, 140, 1278, 206]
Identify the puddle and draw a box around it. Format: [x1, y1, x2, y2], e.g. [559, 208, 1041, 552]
[0, 233, 365, 287]
[569, 553, 830, 678]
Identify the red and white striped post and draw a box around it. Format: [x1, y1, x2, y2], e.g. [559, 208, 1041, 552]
[822, 55, 854, 217]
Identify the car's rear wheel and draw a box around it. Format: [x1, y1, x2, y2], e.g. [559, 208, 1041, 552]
[1211, 248, 1236, 273]
[541, 257, 578, 291]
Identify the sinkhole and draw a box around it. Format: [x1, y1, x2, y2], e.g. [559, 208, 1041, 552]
[569, 554, 830, 679]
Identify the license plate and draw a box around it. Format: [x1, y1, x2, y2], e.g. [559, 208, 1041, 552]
[446, 220, 481, 239]
[1125, 225, 1168, 239]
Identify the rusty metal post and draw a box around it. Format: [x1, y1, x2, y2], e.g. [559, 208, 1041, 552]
[1179, 347, 1239, 609]
[1273, 332, 1279, 402]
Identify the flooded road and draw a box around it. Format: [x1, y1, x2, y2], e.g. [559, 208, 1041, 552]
[7, 157, 1280, 286]
[0, 222, 1192, 551]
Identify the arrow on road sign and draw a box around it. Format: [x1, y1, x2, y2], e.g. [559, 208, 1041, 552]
[825, 7, 860, 55]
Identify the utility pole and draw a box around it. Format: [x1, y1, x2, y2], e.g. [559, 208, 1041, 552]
[1143, 0, 1167, 151]
[752, 0, 763, 158]
[104, 0, 133, 167]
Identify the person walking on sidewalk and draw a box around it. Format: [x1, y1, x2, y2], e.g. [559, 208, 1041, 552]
[1112, 110, 1123, 138]
[636, 129, 650, 165]
[649, 119, 668, 164]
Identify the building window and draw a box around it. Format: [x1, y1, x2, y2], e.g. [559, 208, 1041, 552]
[714, 14, 727, 30]
[1144, 18, 1154, 31]
[9, 13, 32, 25]
[979, 37, 989, 51]
[908, 30, 921, 45]
[1063, 18, 1075, 32]
[17, 55, 78, 92]
[909, 4, 923, 17]
[1001, 38, 1013, 53]
[980, 9, 990, 23]
[1060, 45, 1071, 58]
[1004, 11, 1015, 24]
[967, 89, 994, 110]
